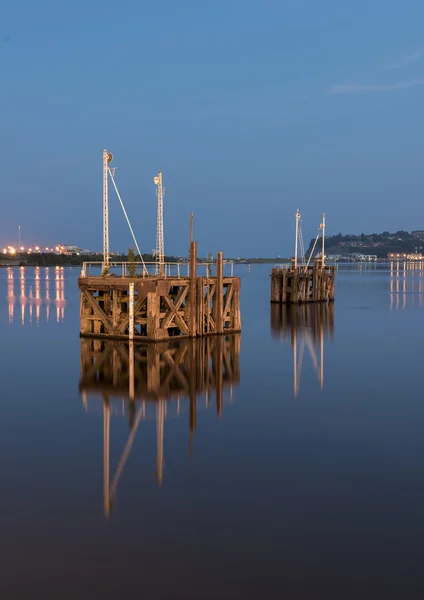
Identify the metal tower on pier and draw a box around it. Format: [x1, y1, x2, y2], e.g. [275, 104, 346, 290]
[320, 213, 326, 268]
[102, 149, 113, 272]
[154, 171, 165, 275]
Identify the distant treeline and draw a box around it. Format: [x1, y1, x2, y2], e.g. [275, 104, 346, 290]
[0, 252, 182, 267]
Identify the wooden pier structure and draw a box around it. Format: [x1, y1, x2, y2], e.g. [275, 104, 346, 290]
[79, 334, 240, 516]
[271, 258, 335, 304]
[78, 242, 241, 341]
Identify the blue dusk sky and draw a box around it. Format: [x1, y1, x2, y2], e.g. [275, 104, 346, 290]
[1, 0, 424, 257]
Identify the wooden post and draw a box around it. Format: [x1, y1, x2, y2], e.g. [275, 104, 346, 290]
[271, 268, 281, 303]
[281, 270, 287, 303]
[147, 290, 160, 339]
[112, 290, 119, 329]
[80, 293, 88, 334]
[189, 241, 197, 337]
[129, 283, 134, 339]
[197, 277, 204, 336]
[216, 252, 224, 334]
[189, 212, 194, 245]
[233, 279, 241, 331]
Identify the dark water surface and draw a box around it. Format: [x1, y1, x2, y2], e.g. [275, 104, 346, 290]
[1, 264, 424, 599]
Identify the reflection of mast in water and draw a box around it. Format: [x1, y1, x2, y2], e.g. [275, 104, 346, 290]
[7, 268, 15, 323]
[79, 335, 241, 518]
[271, 303, 334, 398]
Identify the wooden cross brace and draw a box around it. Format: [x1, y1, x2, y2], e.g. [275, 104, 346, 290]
[161, 285, 190, 334]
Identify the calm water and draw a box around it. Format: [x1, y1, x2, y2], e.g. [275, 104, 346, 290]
[1, 264, 424, 599]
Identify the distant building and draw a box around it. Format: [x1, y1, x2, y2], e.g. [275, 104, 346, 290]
[326, 254, 342, 261]
[412, 231, 424, 240]
[58, 245, 80, 255]
[58, 245, 119, 256]
[351, 253, 377, 262]
[388, 252, 424, 260]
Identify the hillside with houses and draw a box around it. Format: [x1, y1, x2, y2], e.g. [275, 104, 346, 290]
[308, 230, 424, 260]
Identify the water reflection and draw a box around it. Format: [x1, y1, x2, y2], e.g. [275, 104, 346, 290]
[390, 260, 424, 275]
[389, 263, 424, 310]
[6, 266, 66, 324]
[271, 304, 334, 398]
[79, 334, 241, 517]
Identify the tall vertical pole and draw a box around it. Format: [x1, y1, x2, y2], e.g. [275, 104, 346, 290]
[189, 212, 194, 245]
[189, 241, 197, 337]
[294, 209, 300, 268]
[321, 213, 326, 269]
[103, 150, 110, 272]
[154, 171, 164, 276]
[216, 252, 224, 334]
[18, 225, 21, 250]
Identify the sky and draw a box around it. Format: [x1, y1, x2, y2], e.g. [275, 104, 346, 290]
[2, 0, 424, 257]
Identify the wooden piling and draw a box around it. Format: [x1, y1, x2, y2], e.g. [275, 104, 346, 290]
[189, 241, 197, 337]
[216, 252, 224, 334]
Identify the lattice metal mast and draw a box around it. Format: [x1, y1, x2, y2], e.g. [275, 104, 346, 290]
[154, 171, 165, 276]
[103, 149, 113, 271]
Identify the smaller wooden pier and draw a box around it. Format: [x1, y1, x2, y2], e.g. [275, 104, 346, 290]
[78, 242, 241, 341]
[271, 258, 335, 304]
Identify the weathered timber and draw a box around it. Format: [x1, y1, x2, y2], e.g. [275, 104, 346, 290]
[78, 248, 241, 341]
[271, 258, 335, 304]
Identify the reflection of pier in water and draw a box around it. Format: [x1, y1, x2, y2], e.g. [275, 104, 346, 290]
[79, 334, 241, 517]
[271, 303, 334, 398]
[389, 262, 424, 310]
[6, 266, 66, 324]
